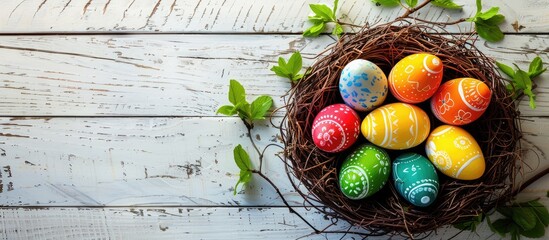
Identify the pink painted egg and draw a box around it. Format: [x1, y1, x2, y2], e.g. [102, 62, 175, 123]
[388, 53, 443, 103]
[430, 78, 491, 125]
[312, 104, 361, 153]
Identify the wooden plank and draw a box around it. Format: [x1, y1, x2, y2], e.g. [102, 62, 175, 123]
[0, 117, 547, 206]
[1, 0, 548, 33]
[0, 34, 547, 116]
[1, 200, 549, 240]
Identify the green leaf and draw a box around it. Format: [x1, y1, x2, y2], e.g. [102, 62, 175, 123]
[372, 0, 401, 7]
[453, 215, 483, 231]
[333, 0, 339, 18]
[309, 4, 334, 22]
[514, 69, 532, 90]
[524, 88, 537, 109]
[332, 23, 344, 37]
[520, 220, 546, 238]
[497, 206, 514, 218]
[271, 65, 291, 79]
[512, 207, 537, 231]
[229, 79, 246, 105]
[233, 170, 252, 195]
[303, 22, 326, 37]
[491, 218, 515, 236]
[484, 14, 505, 25]
[475, 0, 482, 13]
[529, 56, 547, 79]
[250, 95, 273, 120]
[287, 52, 303, 77]
[293, 74, 304, 82]
[475, 20, 504, 42]
[525, 200, 549, 227]
[431, 0, 463, 9]
[217, 105, 236, 116]
[405, 0, 418, 8]
[496, 61, 516, 78]
[236, 102, 252, 119]
[478, 7, 500, 20]
[233, 144, 252, 171]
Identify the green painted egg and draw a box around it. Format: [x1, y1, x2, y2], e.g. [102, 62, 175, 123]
[392, 153, 439, 207]
[339, 144, 391, 200]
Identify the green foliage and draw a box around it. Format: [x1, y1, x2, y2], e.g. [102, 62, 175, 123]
[487, 199, 549, 239]
[467, 0, 505, 42]
[304, 0, 343, 37]
[271, 52, 304, 83]
[233, 144, 253, 195]
[431, 0, 462, 9]
[497, 56, 546, 109]
[217, 79, 274, 123]
[373, 0, 462, 9]
[453, 213, 484, 232]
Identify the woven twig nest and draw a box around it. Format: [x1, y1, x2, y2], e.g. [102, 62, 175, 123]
[282, 21, 522, 236]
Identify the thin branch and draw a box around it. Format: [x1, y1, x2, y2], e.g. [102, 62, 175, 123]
[400, 0, 433, 19]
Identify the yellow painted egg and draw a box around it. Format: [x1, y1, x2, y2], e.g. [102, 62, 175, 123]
[361, 103, 430, 150]
[425, 125, 485, 180]
[388, 53, 443, 103]
[431, 78, 491, 125]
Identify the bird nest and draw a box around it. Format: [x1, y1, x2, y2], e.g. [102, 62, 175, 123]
[282, 21, 522, 236]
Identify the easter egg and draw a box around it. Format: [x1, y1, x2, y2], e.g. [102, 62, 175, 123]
[361, 103, 430, 150]
[392, 153, 439, 207]
[312, 104, 361, 153]
[431, 78, 491, 125]
[339, 59, 388, 112]
[388, 53, 443, 103]
[339, 144, 391, 200]
[425, 125, 485, 180]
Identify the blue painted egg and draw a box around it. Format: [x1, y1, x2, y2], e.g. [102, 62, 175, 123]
[339, 59, 388, 112]
[392, 153, 439, 207]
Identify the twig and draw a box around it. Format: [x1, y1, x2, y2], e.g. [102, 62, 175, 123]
[399, 0, 433, 19]
[407, 17, 467, 26]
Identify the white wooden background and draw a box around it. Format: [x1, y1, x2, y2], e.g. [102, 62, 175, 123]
[0, 0, 548, 239]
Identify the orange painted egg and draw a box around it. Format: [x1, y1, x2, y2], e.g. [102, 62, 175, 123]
[430, 78, 491, 125]
[425, 125, 485, 180]
[361, 103, 430, 150]
[388, 53, 443, 103]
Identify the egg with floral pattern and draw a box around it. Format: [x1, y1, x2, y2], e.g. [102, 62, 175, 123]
[388, 53, 443, 103]
[431, 78, 491, 125]
[425, 125, 485, 180]
[392, 153, 439, 207]
[339, 59, 388, 112]
[311, 104, 361, 153]
[339, 144, 391, 200]
[361, 103, 430, 150]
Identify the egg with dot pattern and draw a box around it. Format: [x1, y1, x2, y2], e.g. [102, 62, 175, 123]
[361, 103, 430, 150]
[339, 144, 391, 200]
[339, 59, 388, 112]
[431, 78, 491, 125]
[388, 53, 443, 103]
[312, 104, 361, 153]
[425, 125, 485, 180]
[392, 153, 439, 207]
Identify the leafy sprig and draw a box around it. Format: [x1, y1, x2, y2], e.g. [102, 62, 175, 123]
[304, 0, 344, 37]
[373, 0, 462, 10]
[453, 213, 484, 232]
[467, 0, 505, 42]
[233, 144, 253, 195]
[488, 200, 549, 239]
[271, 52, 305, 83]
[217, 79, 273, 127]
[497, 56, 546, 109]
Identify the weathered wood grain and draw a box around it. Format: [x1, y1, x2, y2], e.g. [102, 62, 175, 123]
[2, 203, 549, 240]
[0, 34, 547, 116]
[1, 0, 548, 33]
[0, 117, 547, 206]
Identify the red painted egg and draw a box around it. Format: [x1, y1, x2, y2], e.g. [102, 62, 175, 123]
[312, 104, 361, 153]
[388, 53, 443, 103]
[430, 78, 491, 125]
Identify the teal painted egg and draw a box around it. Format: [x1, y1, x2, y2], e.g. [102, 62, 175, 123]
[392, 153, 439, 207]
[339, 144, 391, 200]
